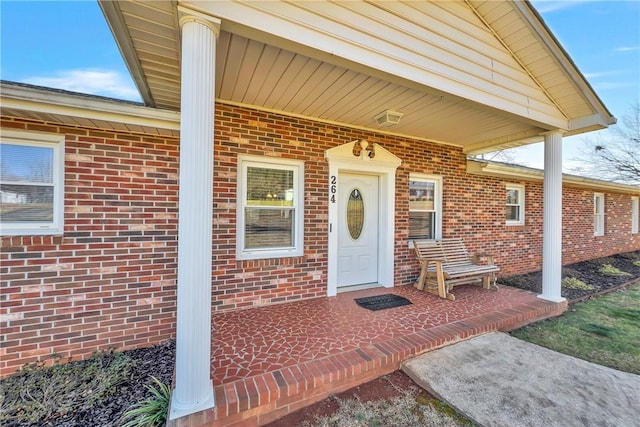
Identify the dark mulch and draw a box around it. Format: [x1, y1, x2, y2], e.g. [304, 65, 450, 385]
[498, 251, 640, 302]
[60, 341, 175, 427]
[3, 251, 638, 426]
[2, 341, 175, 427]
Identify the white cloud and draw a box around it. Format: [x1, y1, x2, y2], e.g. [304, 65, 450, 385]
[530, 0, 591, 14]
[614, 46, 640, 52]
[25, 69, 141, 101]
[583, 70, 621, 79]
[592, 81, 637, 90]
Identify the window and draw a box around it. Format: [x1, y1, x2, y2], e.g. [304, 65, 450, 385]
[594, 193, 605, 236]
[632, 196, 639, 234]
[506, 184, 525, 225]
[236, 155, 304, 259]
[0, 130, 64, 236]
[409, 174, 442, 240]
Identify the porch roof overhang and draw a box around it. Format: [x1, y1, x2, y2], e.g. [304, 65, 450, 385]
[467, 159, 640, 195]
[0, 81, 180, 137]
[99, 0, 614, 155]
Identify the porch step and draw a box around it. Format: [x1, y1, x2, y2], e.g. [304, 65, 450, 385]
[168, 296, 567, 427]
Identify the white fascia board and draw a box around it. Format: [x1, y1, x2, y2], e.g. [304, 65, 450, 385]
[567, 113, 617, 134]
[467, 160, 640, 194]
[183, 0, 568, 130]
[1, 83, 180, 131]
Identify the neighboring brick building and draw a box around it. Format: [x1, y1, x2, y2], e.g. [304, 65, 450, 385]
[1, 93, 638, 376]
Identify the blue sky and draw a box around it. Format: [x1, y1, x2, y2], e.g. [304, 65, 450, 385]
[1, 1, 639, 171]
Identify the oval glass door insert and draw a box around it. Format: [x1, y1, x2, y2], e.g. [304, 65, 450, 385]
[347, 188, 364, 240]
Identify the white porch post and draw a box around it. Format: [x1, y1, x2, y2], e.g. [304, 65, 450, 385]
[539, 130, 566, 303]
[169, 10, 220, 420]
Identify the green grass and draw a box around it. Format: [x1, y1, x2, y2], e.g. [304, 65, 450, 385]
[512, 284, 640, 374]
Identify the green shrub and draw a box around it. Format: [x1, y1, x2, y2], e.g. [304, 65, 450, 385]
[561, 277, 594, 291]
[0, 349, 134, 424]
[120, 376, 171, 427]
[633, 260, 640, 267]
[600, 264, 632, 276]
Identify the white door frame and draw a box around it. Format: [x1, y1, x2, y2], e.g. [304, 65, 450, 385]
[325, 140, 402, 296]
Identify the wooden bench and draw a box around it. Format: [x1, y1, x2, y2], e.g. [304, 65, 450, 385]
[414, 238, 499, 300]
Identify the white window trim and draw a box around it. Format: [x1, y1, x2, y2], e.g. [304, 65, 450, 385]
[632, 196, 639, 234]
[0, 129, 65, 236]
[408, 173, 442, 247]
[236, 155, 304, 260]
[594, 192, 605, 236]
[506, 183, 525, 226]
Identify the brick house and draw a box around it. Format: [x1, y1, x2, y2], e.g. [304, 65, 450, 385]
[1, 0, 639, 422]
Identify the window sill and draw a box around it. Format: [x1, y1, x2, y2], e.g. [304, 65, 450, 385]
[236, 248, 303, 261]
[1, 228, 63, 237]
[506, 221, 525, 226]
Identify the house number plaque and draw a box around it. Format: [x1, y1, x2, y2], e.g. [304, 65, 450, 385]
[330, 175, 337, 203]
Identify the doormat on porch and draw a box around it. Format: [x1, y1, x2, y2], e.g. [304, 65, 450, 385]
[354, 294, 412, 311]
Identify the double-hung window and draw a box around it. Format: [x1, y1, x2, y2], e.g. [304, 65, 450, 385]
[594, 193, 605, 236]
[408, 174, 442, 241]
[0, 130, 65, 236]
[632, 196, 639, 234]
[236, 155, 304, 260]
[506, 184, 525, 225]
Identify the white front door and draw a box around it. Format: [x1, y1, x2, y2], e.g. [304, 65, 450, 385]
[337, 173, 379, 287]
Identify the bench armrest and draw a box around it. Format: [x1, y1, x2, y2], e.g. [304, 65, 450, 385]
[421, 257, 445, 262]
[471, 253, 495, 265]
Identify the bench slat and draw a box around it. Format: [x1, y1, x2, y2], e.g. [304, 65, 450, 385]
[414, 238, 499, 300]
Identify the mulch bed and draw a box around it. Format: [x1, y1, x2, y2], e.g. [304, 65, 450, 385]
[2, 341, 175, 427]
[3, 251, 638, 426]
[497, 251, 640, 302]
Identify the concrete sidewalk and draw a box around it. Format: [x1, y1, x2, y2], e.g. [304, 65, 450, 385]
[402, 332, 640, 427]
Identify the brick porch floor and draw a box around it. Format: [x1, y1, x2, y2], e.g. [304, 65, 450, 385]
[172, 284, 567, 426]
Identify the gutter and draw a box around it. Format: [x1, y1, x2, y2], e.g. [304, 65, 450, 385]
[467, 159, 639, 194]
[1, 81, 180, 131]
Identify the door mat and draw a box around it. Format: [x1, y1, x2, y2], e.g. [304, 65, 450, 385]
[355, 294, 412, 311]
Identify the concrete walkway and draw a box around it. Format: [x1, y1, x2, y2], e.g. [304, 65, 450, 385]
[402, 332, 640, 427]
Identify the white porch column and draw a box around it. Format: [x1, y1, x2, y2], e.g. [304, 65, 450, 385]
[169, 10, 220, 420]
[538, 130, 566, 303]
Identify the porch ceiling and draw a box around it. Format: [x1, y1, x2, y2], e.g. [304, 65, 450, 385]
[99, 0, 615, 155]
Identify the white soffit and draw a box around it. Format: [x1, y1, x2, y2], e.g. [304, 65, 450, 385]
[97, 0, 614, 151]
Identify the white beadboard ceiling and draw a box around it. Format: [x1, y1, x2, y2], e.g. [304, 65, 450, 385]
[95, 0, 613, 154]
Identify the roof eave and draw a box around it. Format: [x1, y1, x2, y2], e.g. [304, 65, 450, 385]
[517, 1, 616, 130]
[1, 81, 180, 131]
[98, 0, 158, 108]
[467, 159, 639, 194]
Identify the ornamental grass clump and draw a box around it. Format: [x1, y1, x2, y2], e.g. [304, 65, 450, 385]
[0, 349, 134, 425]
[120, 376, 171, 427]
[600, 264, 632, 277]
[561, 277, 594, 291]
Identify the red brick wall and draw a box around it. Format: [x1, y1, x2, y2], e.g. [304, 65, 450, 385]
[2, 105, 639, 376]
[1, 118, 179, 376]
[562, 186, 639, 262]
